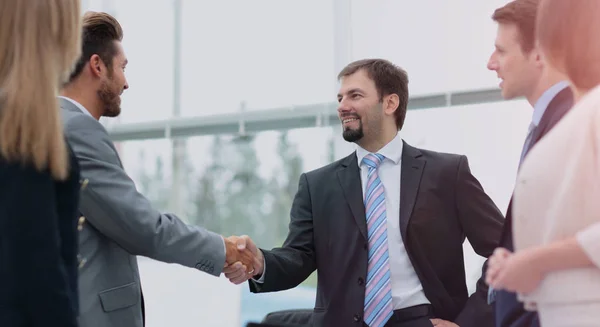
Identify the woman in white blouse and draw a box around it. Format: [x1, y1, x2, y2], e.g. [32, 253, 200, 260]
[486, 0, 600, 326]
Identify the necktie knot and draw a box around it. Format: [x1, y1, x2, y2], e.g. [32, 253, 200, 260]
[362, 153, 385, 169]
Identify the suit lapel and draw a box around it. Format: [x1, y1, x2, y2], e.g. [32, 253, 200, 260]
[529, 87, 573, 147]
[524, 87, 573, 161]
[337, 153, 368, 240]
[399, 142, 425, 241]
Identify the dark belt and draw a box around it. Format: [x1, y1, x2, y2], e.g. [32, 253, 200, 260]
[362, 304, 434, 326]
[389, 304, 434, 322]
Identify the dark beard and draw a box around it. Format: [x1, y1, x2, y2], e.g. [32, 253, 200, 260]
[98, 80, 121, 118]
[342, 121, 364, 142]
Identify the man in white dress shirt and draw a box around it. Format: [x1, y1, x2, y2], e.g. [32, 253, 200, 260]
[225, 58, 504, 327]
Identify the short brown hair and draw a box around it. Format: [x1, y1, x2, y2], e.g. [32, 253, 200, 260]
[68, 11, 123, 82]
[492, 0, 540, 53]
[338, 59, 409, 130]
[537, 0, 600, 90]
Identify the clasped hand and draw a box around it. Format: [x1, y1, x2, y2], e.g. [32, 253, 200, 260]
[223, 235, 264, 284]
[486, 247, 544, 294]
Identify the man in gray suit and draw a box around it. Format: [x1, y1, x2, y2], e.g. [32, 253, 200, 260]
[59, 11, 258, 327]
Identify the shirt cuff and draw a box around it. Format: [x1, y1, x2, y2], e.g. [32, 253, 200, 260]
[252, 257, 266, 283]
[221, 236, 227, 264]
[487, 287, 496, 304]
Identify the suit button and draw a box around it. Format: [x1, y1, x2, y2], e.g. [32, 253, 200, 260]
[353, 314, 361, 322]
[77, 254, 87, 269]
[357, 277, 364, 286]
[363, 244, 368, 250]
[78, 216, 86, 231]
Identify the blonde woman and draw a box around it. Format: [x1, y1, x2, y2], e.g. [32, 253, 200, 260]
[486, 0, 600, 325]
[0, 0, 82, 326]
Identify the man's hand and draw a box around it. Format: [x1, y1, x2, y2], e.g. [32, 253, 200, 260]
[486, 247, 511, 286]
[430, 318, 459, 327]
[223, 235, 264, 284]
[224, 235, 258, 272]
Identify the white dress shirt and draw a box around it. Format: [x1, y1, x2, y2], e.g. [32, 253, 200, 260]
[256, 133, 430, 309]
[356, 133, 429, 310]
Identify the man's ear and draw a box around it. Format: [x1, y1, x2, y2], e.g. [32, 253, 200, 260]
[383, 94, 400, 116]
[532, 46, 544, 69]
[88, 54, 103, 77]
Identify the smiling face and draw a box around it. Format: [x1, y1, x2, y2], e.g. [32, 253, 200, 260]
[97, 41, 129, 117]
[337, 69, 388, 145]
[487, 23, 542, 100]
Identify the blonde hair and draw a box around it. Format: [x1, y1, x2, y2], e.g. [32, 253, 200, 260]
[0, 0, 82, 180]
[537, 0, 600, 91]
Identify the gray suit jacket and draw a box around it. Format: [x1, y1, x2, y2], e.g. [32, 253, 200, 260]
[60, 98, 226, 327]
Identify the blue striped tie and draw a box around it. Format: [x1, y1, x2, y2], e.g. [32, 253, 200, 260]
[362, 153, 393, 327]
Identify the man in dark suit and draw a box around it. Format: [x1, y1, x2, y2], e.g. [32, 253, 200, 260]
[225, 59, 504, 327]
[485, 0, 574, 326]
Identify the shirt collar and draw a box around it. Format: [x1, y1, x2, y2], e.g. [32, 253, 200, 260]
[356, 132, 403, 166]
[58, 96, 94, 118]
[531, 80, 569, 127]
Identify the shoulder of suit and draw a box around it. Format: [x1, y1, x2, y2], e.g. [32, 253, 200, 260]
[538, 88, 575, 133]
[547, 87, 574, 114]
[303, 147, 465, 177]
[304, 152, 355, 178]
[410, 145, 464, 163]
[62, 107, 107, 134]
[0, 154, 54, 183]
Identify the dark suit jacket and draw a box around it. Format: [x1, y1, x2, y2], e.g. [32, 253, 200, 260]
[250, 141, 504, 327]
[494, 87, 573, 327]
[0, 144, 81, 327]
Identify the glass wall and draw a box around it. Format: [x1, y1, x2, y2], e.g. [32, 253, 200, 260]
[119, 97, 532, 326]
[87, 0, 336, 125]
[121, 127, 336, 326]
[350, 0, 511, 95]
[178, 1, 336, 115]
[86, 0, 515, 125]
[397, 99, 530, 290]
[79, 1, 531, 326]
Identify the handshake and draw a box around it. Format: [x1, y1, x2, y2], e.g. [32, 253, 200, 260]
[223, 235, 264, 284]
